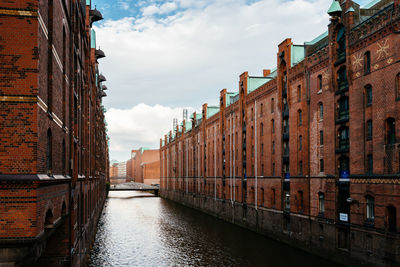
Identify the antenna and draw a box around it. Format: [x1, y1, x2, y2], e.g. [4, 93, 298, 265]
[183, 109, 188, 121]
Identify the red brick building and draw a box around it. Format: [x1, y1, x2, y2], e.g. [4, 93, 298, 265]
[0, 0, 109, 266]
[160, 0, 400, 265]
[127, 148, 160, 185]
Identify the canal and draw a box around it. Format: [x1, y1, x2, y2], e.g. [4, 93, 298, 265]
[89, 191, 338, 266]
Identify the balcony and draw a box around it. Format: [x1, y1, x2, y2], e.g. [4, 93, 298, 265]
[283, 131, 289, 141]
[335, 51, 346, 66]
[283, 106, 289, 118]
[336, 139, 349, 153]
[336, 81, 348, 95]
[336, 111, 349, 124]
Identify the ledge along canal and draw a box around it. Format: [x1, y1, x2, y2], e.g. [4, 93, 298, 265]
[89, 191, 338, 266]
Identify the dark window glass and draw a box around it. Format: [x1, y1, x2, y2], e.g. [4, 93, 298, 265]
[298, 85, 301, 102]
[298, 110, 302, 125]
[367, 154, 373, 174]
[364, 51, 371, 75]
[386, 118, 396, 145]
[366, 85, 372, 106]
[320, 159, 324, 173]
[320, 131, 324, 145]
[367, 120, 372, 140]
[299, 161, 303, 175]
[319, 103, 323, 120]
[318, 75, 322, 91]
[299, 135, 302, 151]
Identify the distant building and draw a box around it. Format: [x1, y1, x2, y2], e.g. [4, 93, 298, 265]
[127, 148, 160, 185]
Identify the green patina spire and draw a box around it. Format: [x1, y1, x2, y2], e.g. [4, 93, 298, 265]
[327, 0, 342, 16]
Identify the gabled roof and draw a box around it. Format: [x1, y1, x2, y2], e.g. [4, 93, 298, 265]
[206, 106, 220, 119]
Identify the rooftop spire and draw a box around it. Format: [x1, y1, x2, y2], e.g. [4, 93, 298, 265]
[327, 0, 342, 17]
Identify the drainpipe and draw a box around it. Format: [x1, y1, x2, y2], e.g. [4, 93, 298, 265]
[233, 112, 236, 202]
[230, 112, 233, 205]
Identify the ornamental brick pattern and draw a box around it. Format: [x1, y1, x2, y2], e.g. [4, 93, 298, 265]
[161, 0, 400, 265]
[0, 0, 109, 266]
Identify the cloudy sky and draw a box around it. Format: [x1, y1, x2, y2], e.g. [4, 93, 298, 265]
[92, 0, 371, 162]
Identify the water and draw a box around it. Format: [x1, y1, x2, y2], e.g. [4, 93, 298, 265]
[89, 191, 338, 267]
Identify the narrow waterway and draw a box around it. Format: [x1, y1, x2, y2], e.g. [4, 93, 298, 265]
[89, 191, 337, 267]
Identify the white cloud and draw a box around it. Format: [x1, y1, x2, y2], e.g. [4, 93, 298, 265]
[106, 103, 197, 161]
[95, 0, 334, 160]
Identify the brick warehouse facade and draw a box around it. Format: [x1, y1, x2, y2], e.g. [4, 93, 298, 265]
[160, 0, 400, 265]
[0, 1, 109, 266]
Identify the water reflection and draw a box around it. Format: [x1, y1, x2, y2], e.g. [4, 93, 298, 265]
[89, 191, 337, 267]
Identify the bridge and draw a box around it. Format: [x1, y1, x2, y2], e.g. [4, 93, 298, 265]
[109, 182, 159, 195]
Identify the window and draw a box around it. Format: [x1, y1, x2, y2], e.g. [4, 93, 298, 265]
[336, 25, 346, 60]
[338, 96, 349, 120]
[386, 206, 397, 232]
[337, 66, 348, 91]
[320, 131, 324, 145]
[285, 192, 290, 210]
[299, 135, 302, 151]
[261, 143, 264, 156]
[272, 163, 275, 176]
[272, 119, 275, 133]
[271, 98, 274, 113]
[260, 103, 263, 117]
[386, 118, 396, 145]
[299, 161, 303, 175]
[261, 164, 264, 176]
[46, 128, 52, 175]
[319, 193, 325, 214]
[298, 110, 302, 125]
[367, 120, 372, 140]
[297, 85, 301, 102]
[320, 159, 324, 173]
[272, 141, 275, 154]
[366, 85, 372, 106]
[251, 108, 254, 121]
[318, 75, 322, 92]
[367, 154, 373, 174]
[319, 103, 323, 120]
[366, 195, 374, 221]
[364, 51, 371, 75]
[339, 127, 349, 150]
[260, 123, 264, 136]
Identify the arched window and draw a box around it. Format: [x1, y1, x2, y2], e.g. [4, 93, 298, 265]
[44, 209, 54, 228]
[260, 123, 264, 136]
[366, 195, 375, 221]
[46, 128, 52, 175]
[297, 85, 301, 102]
[298, 110, 302, 125]
[336, 25, 346, 61]
[319, 103, 323, 120]
[320, 131, 324, 145]
[365, 85, 372, 106]
[272, 141, 275, 154]
[386, 118, 396, 145]
[318, 192, 325, 215]
[318, 75, 323, 92]
[260, 103, 263, 117]
[364, 51, 371, 75]
[386, 206, 397, 232]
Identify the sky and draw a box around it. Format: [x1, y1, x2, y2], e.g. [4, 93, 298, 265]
[91, 0, 372, 162]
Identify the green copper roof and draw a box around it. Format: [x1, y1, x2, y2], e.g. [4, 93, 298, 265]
[86, 0, 91, 5]
[327, 0, 342, 15]
[362, 0, 381, 9]
[139, 147, 150, 153]
[206, 106, 220, 119]
[91, 29, 96, 49]
[305, 31, 328, 46]
[185, 121, 192, 132]
[248, 77, 270, 93]
[291, 45, 305, 67]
